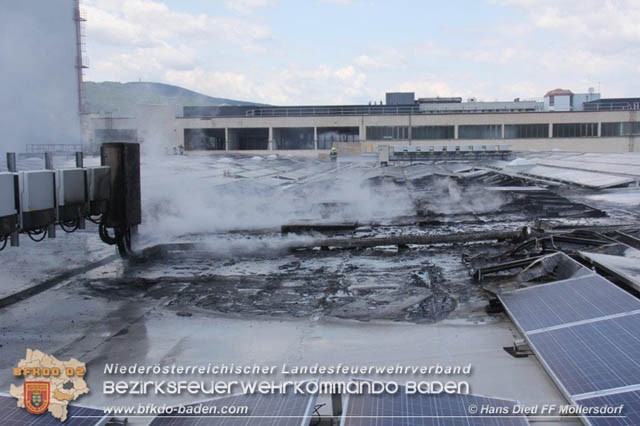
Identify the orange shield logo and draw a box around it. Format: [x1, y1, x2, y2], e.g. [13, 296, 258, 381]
[24, 382, 50, 415]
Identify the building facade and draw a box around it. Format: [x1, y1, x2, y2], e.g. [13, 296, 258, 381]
[85, 91, 640, 154]
[173, 108, 640, 153]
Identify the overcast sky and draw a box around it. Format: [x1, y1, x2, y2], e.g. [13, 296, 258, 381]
[83, 0, 640, 105]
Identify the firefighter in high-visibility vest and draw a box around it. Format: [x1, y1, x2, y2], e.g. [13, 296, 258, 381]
[330, 146, 338, 161]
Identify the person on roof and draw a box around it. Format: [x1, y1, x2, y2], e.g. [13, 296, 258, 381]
[330, 146, 338, 160]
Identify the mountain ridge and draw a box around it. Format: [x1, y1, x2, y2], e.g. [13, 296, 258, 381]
[83, 81, 263, 116]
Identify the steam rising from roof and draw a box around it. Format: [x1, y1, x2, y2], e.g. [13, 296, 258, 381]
[0, 0, 82, 152]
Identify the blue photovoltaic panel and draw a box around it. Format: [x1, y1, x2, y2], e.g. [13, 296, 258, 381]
[343, 386, 529, 426]
[578, 390, 640, 426]
[149, 392, 315, 425]
[528, 313, 640, 396]
[499, 274, 640, 332]
[0, 394, 106, 426]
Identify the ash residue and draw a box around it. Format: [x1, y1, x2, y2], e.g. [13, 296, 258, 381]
[80, 244, 472, 323]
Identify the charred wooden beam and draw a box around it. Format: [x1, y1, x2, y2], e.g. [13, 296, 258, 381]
[290, 227, 534, 251]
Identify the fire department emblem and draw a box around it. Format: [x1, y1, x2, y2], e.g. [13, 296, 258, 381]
[24, 382, 50, 415]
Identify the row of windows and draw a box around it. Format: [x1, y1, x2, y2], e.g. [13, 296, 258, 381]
[553, 123, 598, 138]
[458, 125, 502, 139]
[411, 126, 455, 139]
[365, 123, 609, 140]
[601, 122, 640, 137]
[272, 123, 637, 141]
[504, 124, 549, 139]
[366, 126, 410, 140]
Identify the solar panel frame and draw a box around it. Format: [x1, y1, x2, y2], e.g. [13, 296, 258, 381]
[527, 313, 640, 397]
[148, 390, 317, 426]
[498, 274, 640, 333]
[0, 394, 108, 426]
[340, 382, 530, 426]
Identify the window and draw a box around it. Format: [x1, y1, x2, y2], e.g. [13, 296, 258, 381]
[411, 126, 454, 140]
[552, 123, 597, 138]
[458, 125, 502, 139]
[504, 124, 549, 139]
[317, 127, 359, 149]
[549, 95, 555, 106]
[366, 126, 409, 140]
[601, 122, 640, 137]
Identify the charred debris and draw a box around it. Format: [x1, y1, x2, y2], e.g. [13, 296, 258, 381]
[91, 160, 639, 324]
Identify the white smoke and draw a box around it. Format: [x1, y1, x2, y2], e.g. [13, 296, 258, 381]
[138, 156, 415, 243]
[0, 0, 82, 153]
[424, 177, 506, 215]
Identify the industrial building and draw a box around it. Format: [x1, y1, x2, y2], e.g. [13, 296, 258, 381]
[85, 89, 640, 154]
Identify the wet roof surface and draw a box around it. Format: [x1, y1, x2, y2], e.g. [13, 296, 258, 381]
[2, 151, 640, 425]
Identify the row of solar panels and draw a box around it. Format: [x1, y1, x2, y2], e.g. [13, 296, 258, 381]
[498, 253, 640, 426]
[503, 164, 635, 189]
[1, 382, 530, 426]
[392, 144, 511, 153]
[0, 167, 110, 238]
[536, 159, 640, 178]
[578, 246, 640, 293]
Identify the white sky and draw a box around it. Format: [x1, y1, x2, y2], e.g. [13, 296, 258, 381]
[83, 0, 640, 105]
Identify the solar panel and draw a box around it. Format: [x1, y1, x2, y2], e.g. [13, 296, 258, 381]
[528, 313, 640, 396]
[510, 165, 633, 189]
[579, 251, 640, 293]
[579, 153, 640, 167]
[536, 159, 640, 178]
[342, 384, 529, 425]
[577, 390, 640, 426]
[499, 274, 640, 332]
[0, 394, 107, 426]
[149, 391, 316, 425]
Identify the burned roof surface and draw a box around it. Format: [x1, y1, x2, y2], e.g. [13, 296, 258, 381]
[1, 151, 640, 425]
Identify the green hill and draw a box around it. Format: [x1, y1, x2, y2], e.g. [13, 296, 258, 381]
[83, 81, 263, 116]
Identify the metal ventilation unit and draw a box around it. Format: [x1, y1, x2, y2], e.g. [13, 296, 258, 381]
[379, 144, 514, 164]
[19, 170, 56, 232]
[56, 168, 87, 222]
[0, 172, 19, 238]
[88, 166, 111, 216]
[1, 146, 141, 257]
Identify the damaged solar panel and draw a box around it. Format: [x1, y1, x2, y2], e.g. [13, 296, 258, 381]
[503, 165, 634, 189]
[578, 249, 640, 292]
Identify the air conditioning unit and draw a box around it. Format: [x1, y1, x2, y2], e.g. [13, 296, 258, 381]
[0, 172, 18, 237]
[56, 168, 88, 222]
[19, 170, 56, 231]
[88, 166, 111, 216]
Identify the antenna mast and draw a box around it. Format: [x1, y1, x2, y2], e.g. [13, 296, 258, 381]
[74, 0, 88, 115]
